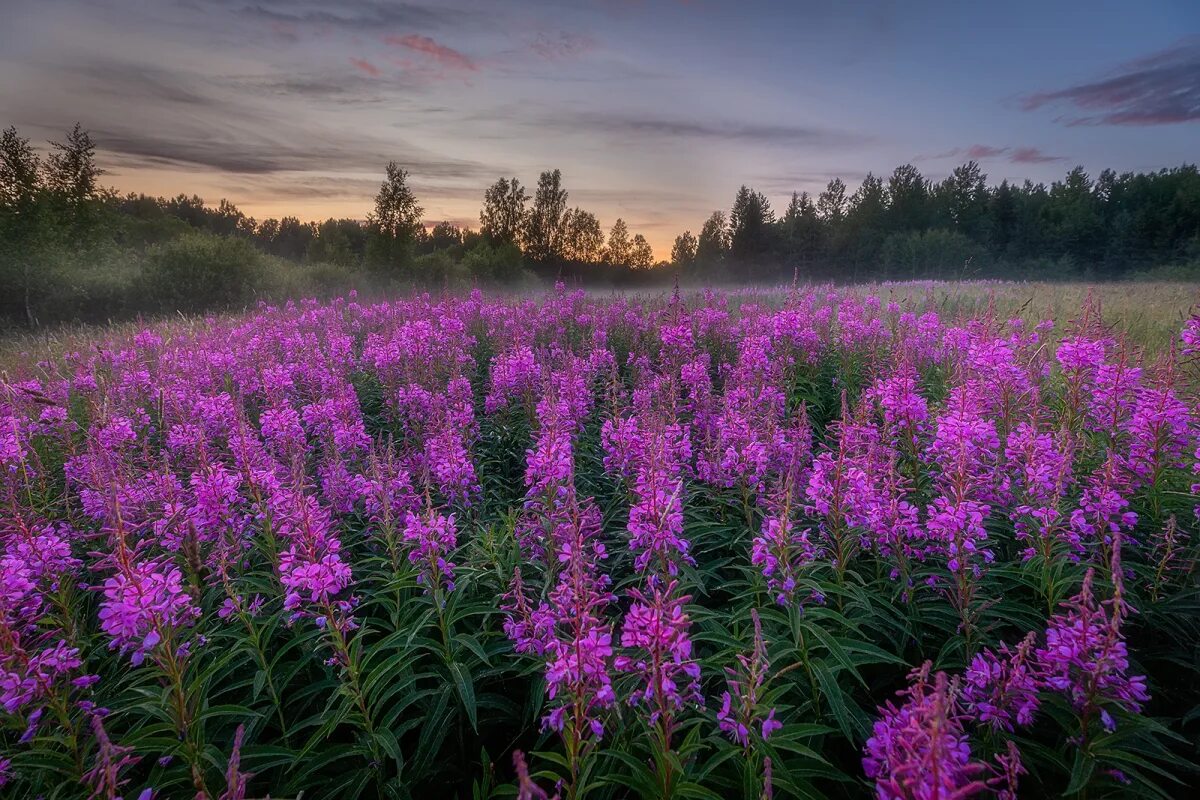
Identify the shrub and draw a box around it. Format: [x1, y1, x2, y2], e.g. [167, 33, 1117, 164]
[461, 240, 524, 284]
[141, 232, 266, 312]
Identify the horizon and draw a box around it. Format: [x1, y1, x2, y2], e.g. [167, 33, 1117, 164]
[3, 0, 1198, 255]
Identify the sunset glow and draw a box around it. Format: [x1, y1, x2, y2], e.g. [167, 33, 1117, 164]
[2, 0, 1197, 255]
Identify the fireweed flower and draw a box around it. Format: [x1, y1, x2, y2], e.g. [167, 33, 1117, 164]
[716, 610, 780, 748]
[542, 502, 616, 743]
[403, 509, 458, 595]
[862, 664, 991, 800]
[961, 632, 1041, 732]
[1069, 455, 1138, 549]
[867, 366, 929, 449]
[849, 445, 926, 576]
[0, 639, 82, 719]
[614, 581, 702, 720]
[1004, 423, 1076, 559]
[1035, 569, 1149, 731]
[501, 568, 556, 656]
[271, 487, 355, 622]
[925, 385, 1000, 636]
[219, 724, 252, 800]
[5, 286, 1199, 797]
[627, 460, 690, 578]
[97, 560, 201, 666]
[512, 749, 556, 800]
[1121, 384, 1191, 488]
[1086, 359, 1142, 434]
[805, 445, 867, 573]
[605, 417, 694, 580]
[82, 712, 142, 800]
[750, 511, 815, 606]
[485, 347, 542, 414]
[519, 391, 579, 559]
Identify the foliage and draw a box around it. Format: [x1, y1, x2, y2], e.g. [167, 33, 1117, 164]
[141, 232, 267, 312]
[3, 123, 1200, 329]
[1, 286, 1198, 800]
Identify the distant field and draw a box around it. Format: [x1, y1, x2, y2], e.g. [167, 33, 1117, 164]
[3, 280, 1197, 373]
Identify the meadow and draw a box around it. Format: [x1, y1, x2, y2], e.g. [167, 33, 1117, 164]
[2, 280, 1199, 799]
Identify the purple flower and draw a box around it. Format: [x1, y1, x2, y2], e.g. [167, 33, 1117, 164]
[863, 664, 990, 800]
[541, 501, 616, 742]
[614, 581, 702, 721]
[220, 724, 252, 800]
[97, 561, 200, 666]
[716, 610, 778, 749]
[1035, 569, 1149, 725]
[750, 513, 815, 606]
[402, 510, 458, 595]
[82, 713, 142, 800]
[502, 568, 555, 656]
[961, 632, 1041, 731]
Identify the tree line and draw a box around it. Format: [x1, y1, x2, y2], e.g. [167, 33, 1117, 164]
[3, 123, 1200, 326]
[684, 162, 1200, 283]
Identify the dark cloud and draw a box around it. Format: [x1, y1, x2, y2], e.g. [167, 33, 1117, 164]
[91, 122, 493, 179]
[1021, 37, 1200, 126]
[10, 59, 497, 179]
[964, 145, 1008, 159]
[557, 113, 869, 148]
[922, 145, 1066, 164]
[195, 0, 474, 32]
[528, 32, 597, 61]
[1008, 146, 1065, 164]
[217, 174, 381, 201]
[752, 170, 870, 194]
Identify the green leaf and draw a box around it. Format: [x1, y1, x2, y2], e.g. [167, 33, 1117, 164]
[450, 660, 479, 733]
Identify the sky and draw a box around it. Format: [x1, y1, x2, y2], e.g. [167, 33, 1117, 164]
[2, 0, 1198, 256]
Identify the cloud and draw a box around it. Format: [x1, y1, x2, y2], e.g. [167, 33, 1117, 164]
[216, 1, 472, 32]
[965, 144, 1008, 159]
[349, 57, 381, 77]
[385, 34, 477, 71]
[923, 144, 1065, 164]
[1008, 146, 1064, 164]
[528, 32, 596, 61]
[1021, 37, 1200, 125]
[10, 59, 498, 180]
[557, 113, 869, 147]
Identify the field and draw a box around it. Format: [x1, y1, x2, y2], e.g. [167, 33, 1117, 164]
[2, 281, 1199, 799]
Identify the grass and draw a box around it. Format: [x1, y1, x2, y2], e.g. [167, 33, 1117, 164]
[2, 280, 1197, 375]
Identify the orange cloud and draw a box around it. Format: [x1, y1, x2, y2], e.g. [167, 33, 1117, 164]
[385, 34, 477, 72]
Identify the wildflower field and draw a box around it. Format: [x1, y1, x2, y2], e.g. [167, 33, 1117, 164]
[2, 284, 1199, 799]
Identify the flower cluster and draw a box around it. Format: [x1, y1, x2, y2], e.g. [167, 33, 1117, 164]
[614, 582, 703, 721]
[403, 509, 458, 595]
[863, 666, 991, 800]
[716, 610, 781, 748]
[98, 560, 201, 666]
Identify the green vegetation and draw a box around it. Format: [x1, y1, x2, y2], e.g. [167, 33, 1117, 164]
[3, 123, 1200, 328]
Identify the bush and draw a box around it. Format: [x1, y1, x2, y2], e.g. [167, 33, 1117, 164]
[287, 260, 375, 298]
[141, 232, 266, 313]
[411, 249, 470, 289]
[461, 240, 524, 284]
[43, 246, 144, 322]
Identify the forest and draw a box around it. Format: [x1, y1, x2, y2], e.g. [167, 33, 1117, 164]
[3, 123, 1200, 326]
